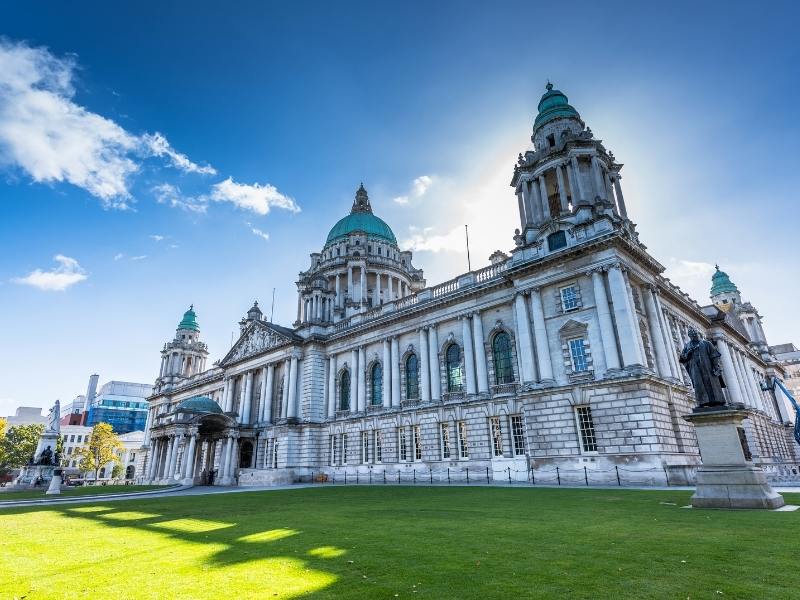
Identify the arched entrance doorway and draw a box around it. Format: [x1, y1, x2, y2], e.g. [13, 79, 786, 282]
[125, 465, 135, 480]
[239, 440, 254, 469]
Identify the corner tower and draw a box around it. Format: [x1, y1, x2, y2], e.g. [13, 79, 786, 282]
[155, 305, 209, 392]
[295, 184, 425, 326]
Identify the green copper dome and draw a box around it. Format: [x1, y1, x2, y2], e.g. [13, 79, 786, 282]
[178, 305, 200, 331]
[325, 184, 397, 245]
[534, 83, 580, 129]
[710, 265, 739, 296]
[176, 396, 222, 414]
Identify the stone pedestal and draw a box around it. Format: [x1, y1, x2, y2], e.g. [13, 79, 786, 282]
[683, 407, 784, 509]
[46, 470, 62, 495]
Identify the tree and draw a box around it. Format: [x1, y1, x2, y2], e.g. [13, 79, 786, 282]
[1, 423, 44, 468]
[111, 463, 123, 480]
[73, 423, 123, 482]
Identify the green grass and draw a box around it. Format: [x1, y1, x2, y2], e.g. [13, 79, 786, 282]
[0, 484, 167, 501]
[0, 486, 798, 599]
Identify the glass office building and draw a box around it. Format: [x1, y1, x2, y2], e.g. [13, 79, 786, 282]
[86, 381, 152, 434]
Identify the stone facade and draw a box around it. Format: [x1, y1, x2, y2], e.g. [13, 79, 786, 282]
[140, 84, 797, 488]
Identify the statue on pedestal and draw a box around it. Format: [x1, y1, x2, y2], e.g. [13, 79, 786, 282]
[679, 328, 727, 408]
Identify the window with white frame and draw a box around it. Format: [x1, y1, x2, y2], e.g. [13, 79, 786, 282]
[361, 431, 369, 464]
[457, 421, 469, 459]
[341, 433, 348, 465]
[511, 414, 527, 456]
[569, 338, 589, 372]
[374, 429, 383, 463]
[489, 417, 504, 457]
[440, 423, 451, 459]
[272, 441, 279, 468]
[330, 435, 336, 466]
[560, 284, 580, 312]
[413, 425, 422, 461]
[576, 406, 598, 452]
[398, 427, 408, 462]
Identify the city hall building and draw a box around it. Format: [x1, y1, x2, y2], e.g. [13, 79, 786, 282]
[141, 85, 797, 487]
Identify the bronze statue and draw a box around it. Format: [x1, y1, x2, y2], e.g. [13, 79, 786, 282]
[38, 446, 54, 466]
[679, 328, 727, 408]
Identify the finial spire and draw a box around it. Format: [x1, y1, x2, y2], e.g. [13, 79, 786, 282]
[352, 182, 372, 214]
[546, 80, 553, 91]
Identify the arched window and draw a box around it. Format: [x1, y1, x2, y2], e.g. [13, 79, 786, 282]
[446, 345, 463, 392]
[492, 332, 514, 384]
[371, 363, 383, 406]
[405, 354, 419, 400]
[340, 371, 351, 411]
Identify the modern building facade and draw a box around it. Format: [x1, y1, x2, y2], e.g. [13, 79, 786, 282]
[141, 84, 797, 488]
[5, 406, 48, 427]
[61, 425, 143, 481]
[86, 380, 152, 434]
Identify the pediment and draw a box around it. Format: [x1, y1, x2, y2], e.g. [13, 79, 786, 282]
[220, 320, 298, 365]
[559, 318, 588, 335]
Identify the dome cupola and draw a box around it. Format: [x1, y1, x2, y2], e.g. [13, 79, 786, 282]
[178, 305, 200, 331]
[325, 184, 397, 245]
[533, 82, 582, 131]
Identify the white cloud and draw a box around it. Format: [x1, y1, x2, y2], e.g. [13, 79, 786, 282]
[149, 234, 165, 242]
[12, 254, 87, 291]
[210, 177, 300, 215]
[401, 225, 466, 253]
[141, 132, 216, 176]
[152, 183, 207, 214]
[0, 40, 213, 207]
[245, 222, 270, 242]
[663, 258, 716, 303]
[113, 253, 125, 261]
[393, 174, 434, 205]
[130, 255, 147, 261]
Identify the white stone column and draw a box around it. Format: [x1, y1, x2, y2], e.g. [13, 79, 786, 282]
[570, 156, 586, 203]
[182, 434, 197, 484]
[591, 270, 621, 372]
[347, 266, 353, 302]
[373, 273, 381, 306]
[360, 267, 367, 306]
[350, 349, 358, 411]
[556, 164, 569, 213]
[382, 340, 391, 407]
[147, 438, 159, 480]
[327, 355, 337, 417]
[428, 325, 441, 401]
[612, 175, 628, 218]
[287, 355, 299, 418]
[529, 289, 554, 383]
[653, 291, 680, 378]
[263, 364, 274, 423]
[461, 317, 477, 395]
[538, 175, 550, 220]
[591, 156, 606, 201]
[167, 435, 180, 479]
[389, 277, 396, 301]
[357, 347, 366, 411]
[241, 371, 253, 424]
[529, 180, 543, 224]
[161, 436, 174, 480]
[296, 294, 302, 323]
[335, 274, 341, 308]
[643, 287, 671, 378]
[516, 189, 527, 228]
[513, 292, 536, 383]
[472, 312, 489, 394]
[731, 349, 753, 408]
[391, 337, 401, 407]
[419, 328, 431, 402]
[280, 361, 290, 418]
[715, 338, 744, 405]
[607, 265, 644, 367]
[222, 378, 232, 412]
[222, 436, 234, 481]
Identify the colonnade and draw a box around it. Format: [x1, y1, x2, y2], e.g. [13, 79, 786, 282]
[221, 357, 299, 424]
[158, 351, 206, 378]
[516, 153, 628, 230]
[146, 430, 242, 485]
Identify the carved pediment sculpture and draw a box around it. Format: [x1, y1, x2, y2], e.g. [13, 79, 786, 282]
[224, 322, 291, 364]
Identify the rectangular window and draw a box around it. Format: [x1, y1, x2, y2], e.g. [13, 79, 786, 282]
[361, 431, 369, 464]
[413, 425, 422, 461]
[70, 435, 75, 442]
[341, 433, 348, 465]
[560, 285, 579, 311]
[330, 435, 336, 466]
[569, 338, 589, 372]
[374, 430, 383, 463]
[398, 427, 408, 462]
[511, 415, 526, 456]
[458, 421, 469, 459]
[440, 423, 451, 459]
[490, 417, 504, 457]
[272, 441, 279, 468]
[576, 406, 598, 452]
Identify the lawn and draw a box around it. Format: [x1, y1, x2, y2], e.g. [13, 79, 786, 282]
[0, 486, 797, 599]
[0, 484, 167, 502]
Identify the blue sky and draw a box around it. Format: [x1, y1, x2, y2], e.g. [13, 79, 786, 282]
[2, 1, 799, 414]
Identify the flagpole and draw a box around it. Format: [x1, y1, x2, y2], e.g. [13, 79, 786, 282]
[465, 224, 472, 272]
[270, 287, 276, 323]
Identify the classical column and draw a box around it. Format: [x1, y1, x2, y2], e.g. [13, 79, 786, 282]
[624, 273, 648, 367]
[264, 364, 275, 423]
[296, 294, 301, 323]
[513, 292, 536, 383]
[391, 337, 401, 407]
[146, 438, 159, 480]
[222, 436, 235, 481]
[612, 175, 628, 218]
[472, 313, 489, 393]
[222, 378, 231, 412]
[591, 270, 621, 372]
[287, 354, 299, 418]
[538, 175, 550, 220]
[591, 156, 606, 201]
[350, 349, 359, 410]
[357, 347, 367, 411]
[556, 164, 569, 213]
[360, 267, 367, 306]
[523, 180, 536, 225]
[241, 371, 254, 424]
[335, 274, 341, 307]
[642, 287, 671, 378]
[257, 366, 267, 422]
[653, 291, 680, 378]
[373, 273, 381, 306]
[167, 435, 180, 479]
[715, 338, 744, 405]
[419, 328, 431, 402]
[347, 266, 353, 302]
[428, 325, 441, 401]
[389, 277, 396, 301]
[529, 180, 543, 224]
[516, 189, 527, 229]
[604, 172, 615, 206]
[382, 340, 391, 407]
[529, 289, 554, 383]
[607, 265, 644, 367]
[162, 435, 174, 480]
[280, 361, 290, 418]
[570, 156, 586, 204]
[183, 434, 197, 483]
[731, 350, 753, 408]
[461, 317, 477, 395]
[327, 355, 337, 417]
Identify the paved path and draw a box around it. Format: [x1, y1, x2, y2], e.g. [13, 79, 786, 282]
[2, 481, 799, 509]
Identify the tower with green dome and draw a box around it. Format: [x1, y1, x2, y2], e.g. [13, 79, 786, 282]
[155, 304, 209, 392]
[710, 265, 741, 311]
